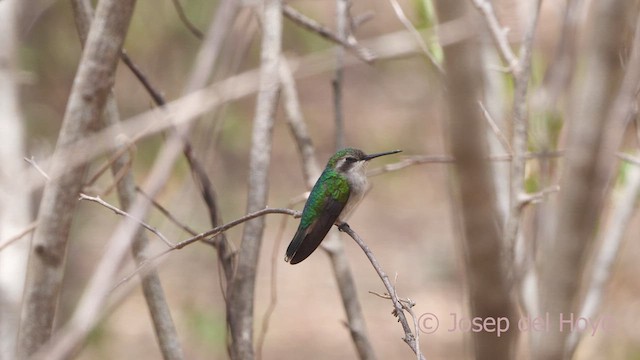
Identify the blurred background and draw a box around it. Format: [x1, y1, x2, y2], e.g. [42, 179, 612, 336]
[9, 0, 640, 358]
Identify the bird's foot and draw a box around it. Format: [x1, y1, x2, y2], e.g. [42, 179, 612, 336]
[337, 221, 351, 232]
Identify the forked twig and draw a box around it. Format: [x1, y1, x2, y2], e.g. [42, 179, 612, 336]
[470, 0, 519, 71]
[340, 224, 424, 360]
[283, 4, 376, 63]
[135, 187, 199, 236]
[114, 207, 301, 289]
[79, 193, 174, 247]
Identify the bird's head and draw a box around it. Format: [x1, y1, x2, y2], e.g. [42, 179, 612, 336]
[327, 148, 402, 175]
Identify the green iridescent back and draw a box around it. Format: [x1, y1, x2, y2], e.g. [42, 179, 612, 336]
[299, 167, 350, 229]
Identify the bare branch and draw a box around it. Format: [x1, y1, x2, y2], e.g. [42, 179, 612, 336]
[169, 0, 204, 39]
[536, 0, 632, 357]
[283, 4, 376, 64]
[340, 224, 424, 360]
[532, 0, 587, 114]
[518, 185, 560, 207]
[25, 3, 243, 350]
[295, 2, 380, 357]
[115, 207, 300, 289]
[18, 27, 456, 197]
[333, 0, 348, 154]
[136, 187, 199, 236]
[0, 221, 37, 252]
[367, 151, 564, 176]
[389, 0, 444, 73]
[84, 139, 134, 189]
[79, 193, 173, 247]
[280, 54, 377, 359]
[23, 156, 50, 181]
[97, 147, 133, 196]
[175, 208, 298, 250]
[279, 58, 322, 184]
[68, 2, 185, 359]
[469, 0, 518, 71]
[120, 50, 166, 106]
[567, 152, 640, 355]
[370, 285, 422, 360]
[368, 290, 415, 308]
[436, 1, 517, 358]
[176, 0, 241, 285]
[478, 101, 512, 154]
[17, 0, 137, 355]
[99, 0, 239, 289]
[503, 0, 541, 319]
[618, 152, 640, 166]
[119, 24, 231, 252]
[564, 13, 640, 355]
[31, 205, 298, 360]
[227, 1, 282, 357]
[256, 209, 290, 360]
[322, 235, 378, 360]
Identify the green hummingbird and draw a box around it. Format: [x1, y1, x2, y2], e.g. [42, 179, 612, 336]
[285, 147, 402, 264]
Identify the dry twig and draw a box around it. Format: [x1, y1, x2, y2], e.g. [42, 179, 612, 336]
[0, 221, 38, 252]
[23, 156, 50, 181]
[340, 224, 424, 360]
[169, 0, 204, 39]
[389, 0, 443, 73]
[367, 151, 564, 176]
[79, 193, 173, 247]
[470, 0, 518, 71]
[283, 4, 376, 64]
[115, 207, 300, 288]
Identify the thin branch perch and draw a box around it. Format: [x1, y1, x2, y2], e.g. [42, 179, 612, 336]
[112, 207, 300, 289]
[340, 224, 424, 360]
[280, 55, 377, 359]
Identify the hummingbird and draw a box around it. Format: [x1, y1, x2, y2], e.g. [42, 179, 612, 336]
[285, 148, 402, 264]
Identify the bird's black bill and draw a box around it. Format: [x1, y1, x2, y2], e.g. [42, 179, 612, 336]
[364, 149, 402, 161]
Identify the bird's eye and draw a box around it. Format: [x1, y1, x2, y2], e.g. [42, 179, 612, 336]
[345, 156, 357, 163]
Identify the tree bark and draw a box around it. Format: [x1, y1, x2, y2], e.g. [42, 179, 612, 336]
[17, 0, 137, 357]
[435, 1, 517, 358]
[536, 1, 632, 358]
[226, 1, 282, 358]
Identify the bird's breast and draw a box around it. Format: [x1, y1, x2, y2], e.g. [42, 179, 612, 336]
[346, 172, 368, 197]
[339, 171, 369, 221]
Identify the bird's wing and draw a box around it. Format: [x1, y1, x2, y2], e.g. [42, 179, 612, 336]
[286, 197, 347, 264]
[286, 177, 349, 264]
